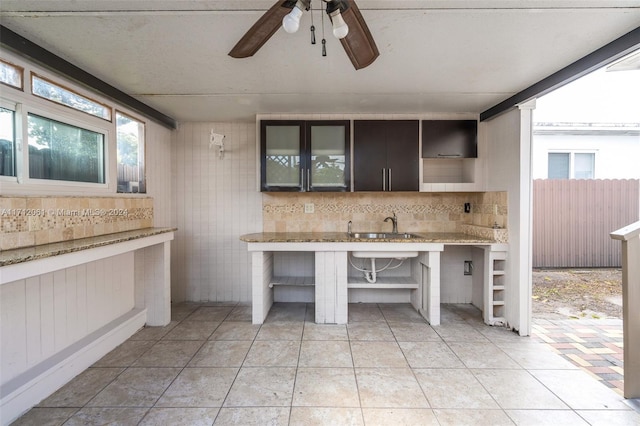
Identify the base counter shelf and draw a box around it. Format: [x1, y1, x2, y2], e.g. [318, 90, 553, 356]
[269, 276, 315, 288]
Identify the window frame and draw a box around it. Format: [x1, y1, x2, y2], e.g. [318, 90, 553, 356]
[31, 72, 112, 122]
[0, 99, 20, 181]
[0, 58, 24, 91]
[20, 104, 111, 190]
[115, 110, 147, 194]
[547, 150, 596, 179]
[0, 52, 154, 195]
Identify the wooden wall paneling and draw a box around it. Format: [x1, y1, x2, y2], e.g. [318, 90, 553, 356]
[0, 281, 27, 383]
[25, 277, 41, 368]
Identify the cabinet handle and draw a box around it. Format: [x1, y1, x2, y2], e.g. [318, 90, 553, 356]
[382, 168, 386, 191]
[307, 169, 310, 191]
[437, 153, 463, 158]
[301, 168, 304, 191]
[388, 168, 392, 191]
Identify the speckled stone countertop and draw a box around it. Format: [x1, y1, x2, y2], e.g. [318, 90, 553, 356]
[1, 227, 176, 267]
[240, 232, 497, 244]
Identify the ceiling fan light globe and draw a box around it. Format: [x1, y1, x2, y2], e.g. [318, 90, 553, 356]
[283, 7, 304, 33]
[331, 11, 349, 39]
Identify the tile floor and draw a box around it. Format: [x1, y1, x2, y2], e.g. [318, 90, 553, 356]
[12, 303, 640, 426]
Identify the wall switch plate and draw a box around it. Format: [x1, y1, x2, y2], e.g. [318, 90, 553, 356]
[464, 260, 473, 275]
[304, 203, 314, 214]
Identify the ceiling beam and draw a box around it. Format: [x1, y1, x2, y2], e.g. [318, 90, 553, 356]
[0, 25, 177, 129]
[480, 26, 640, 122]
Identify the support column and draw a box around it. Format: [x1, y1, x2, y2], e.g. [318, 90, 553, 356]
[315, 251, 348, 324]
[134, 241, 171, 326]
[251, 251, 273, 324]
[611, 221, 640, 399]
[419, 250, 441, 325]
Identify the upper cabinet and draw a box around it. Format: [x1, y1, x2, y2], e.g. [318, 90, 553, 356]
[260, 120, 350, 192]
[422, 120, 478, 158]
[354, 120, 419, 191]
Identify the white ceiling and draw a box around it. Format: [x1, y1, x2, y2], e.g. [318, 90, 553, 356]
[1, 1, 639, 123]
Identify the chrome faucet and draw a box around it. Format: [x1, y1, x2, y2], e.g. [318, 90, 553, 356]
[348, 220, 352, 235]
[384, 212, 398, 234]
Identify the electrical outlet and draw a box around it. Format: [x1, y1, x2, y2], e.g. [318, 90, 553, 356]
[464, 202, 471, 213]
[304, 203, 314, 214]
[464, 260, 473, 275]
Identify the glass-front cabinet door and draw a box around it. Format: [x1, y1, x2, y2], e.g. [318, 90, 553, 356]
[308, 121, 350, 191]
[261, 120, 350, 192]
[262, 122, 304, 191]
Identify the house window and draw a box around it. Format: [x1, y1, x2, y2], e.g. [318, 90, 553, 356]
[548, 152, 595, 179]
[28, 113, 105, 183]
[31, 74, 111, 121]
[116, 111, 145, 193]
[0, 59, 23, 90]
[0, 106, 16, 176]
[574, 153, 595, 179]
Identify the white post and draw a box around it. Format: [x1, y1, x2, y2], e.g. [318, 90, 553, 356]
[134, 241, 172, 326]
[611, 221, 640, 399]
[419, 250, 441, 326]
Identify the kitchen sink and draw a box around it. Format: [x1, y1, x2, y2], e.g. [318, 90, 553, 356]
[348, 232, 420, 259]
[348, 232, 419, 239]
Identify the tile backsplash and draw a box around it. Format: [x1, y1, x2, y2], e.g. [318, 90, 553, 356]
[262, 191, 508, 241]
[0, 196, 153, 250]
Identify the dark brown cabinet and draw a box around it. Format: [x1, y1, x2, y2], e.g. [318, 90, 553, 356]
[422, 119, 478, 158]
[260, 120, 350, 192]
[353, 120, 419, 191]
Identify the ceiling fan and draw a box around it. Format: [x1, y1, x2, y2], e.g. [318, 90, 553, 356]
[229, 0, 379, 70]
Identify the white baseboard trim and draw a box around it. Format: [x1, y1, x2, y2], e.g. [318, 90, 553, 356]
[0, 308, 146, 426]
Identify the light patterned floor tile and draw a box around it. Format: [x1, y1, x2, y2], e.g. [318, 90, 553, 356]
[362, 408, 439, 426]
[292, 367, 360, 407]
[140, 408, 220, 426]
[87, 367, 180, 407]
[356, 368, 429, 408]
[224, 367, 296, 407]
[215, 407, 290, 425]
[155, 367, 238, 407]
[413, 369, 499, 409]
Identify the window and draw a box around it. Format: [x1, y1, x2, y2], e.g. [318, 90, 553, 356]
[116, 112, 145, 193]
[0, 106, 16, 176]
[548, 152, 595, 179]
[574, 153, 595, 179]
[28, 113, 105, 183]
[31, 74, 111, 121]
[0, 59, 23, 90]
[548, 153, 569, 179]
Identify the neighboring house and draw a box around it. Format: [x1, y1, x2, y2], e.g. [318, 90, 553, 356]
[532, 122, 640, 180]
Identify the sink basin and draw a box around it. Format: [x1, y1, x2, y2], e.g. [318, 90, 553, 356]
[348, 232, 420, 259]
[351, 250, 419, 259]
[349, 232, 419, 239]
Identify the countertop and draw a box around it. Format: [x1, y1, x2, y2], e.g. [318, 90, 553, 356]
[239, 232, 497, 244]
[1, 227, 177, 267]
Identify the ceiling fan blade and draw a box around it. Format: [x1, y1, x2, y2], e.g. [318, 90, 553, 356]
[229, 1, 295, 58]
[339, 0, 379, 69]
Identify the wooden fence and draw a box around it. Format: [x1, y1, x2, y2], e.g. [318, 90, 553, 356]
[533, 179, 640, 268]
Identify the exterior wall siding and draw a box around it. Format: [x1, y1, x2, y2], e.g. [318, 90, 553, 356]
[533, 179, 640, 267]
